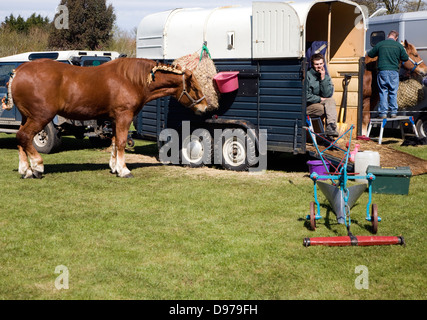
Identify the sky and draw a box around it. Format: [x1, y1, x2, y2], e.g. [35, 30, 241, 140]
[0, 0, 273, 32]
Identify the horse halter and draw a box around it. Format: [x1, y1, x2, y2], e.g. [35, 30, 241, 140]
[405, 57, 424, 73]
[177, 74, 206, 108]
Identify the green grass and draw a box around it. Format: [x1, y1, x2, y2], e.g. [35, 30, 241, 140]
[0, 133, 426, 300]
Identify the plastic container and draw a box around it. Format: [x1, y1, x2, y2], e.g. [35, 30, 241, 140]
[214, 71, 239, 93]
[354, 151, 380, 183]
[307, 160, 330, 180]
[367, 166, 412, 195]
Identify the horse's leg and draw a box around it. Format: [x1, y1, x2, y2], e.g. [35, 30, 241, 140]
[16, 118, 48, 179]
[109, 136, 118, 174]
[113, 115, 133, 178]
[16, 117, 32, 178]
[362, 98, 371, 136]
[18, 145, 32, 179]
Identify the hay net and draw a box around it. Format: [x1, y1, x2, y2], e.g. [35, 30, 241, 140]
[173, 48, 220, 111]
[397, 78, 425, 109]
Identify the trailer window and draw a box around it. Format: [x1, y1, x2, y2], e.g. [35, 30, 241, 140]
[370, 31, 385, 47]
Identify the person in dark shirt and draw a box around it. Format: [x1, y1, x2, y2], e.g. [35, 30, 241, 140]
[306, 53, 338, 137]
[368, 30, 409, 118]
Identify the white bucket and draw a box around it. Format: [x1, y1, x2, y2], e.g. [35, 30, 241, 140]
[354, 151, 380, 183]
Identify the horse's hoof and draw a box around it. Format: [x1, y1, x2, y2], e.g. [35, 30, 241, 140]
[32, 171, 43, 179]
[121, 173, 134, 178]
[21, 170, 34, 179]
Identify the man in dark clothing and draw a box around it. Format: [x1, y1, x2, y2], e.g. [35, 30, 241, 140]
[367, 30, 409, 118]
[306, 53, 338, 137]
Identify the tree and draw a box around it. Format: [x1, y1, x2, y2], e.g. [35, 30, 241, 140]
[1, 13, 50, 33]
[353, 0, 427, 14]
[48, 0, 116, 50]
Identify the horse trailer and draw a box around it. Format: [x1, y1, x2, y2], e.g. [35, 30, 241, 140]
[135, 0, 367, 170]
[366, 10, 427, 64]
[0, 50, 122, 153]
[366, 11, 427, 138]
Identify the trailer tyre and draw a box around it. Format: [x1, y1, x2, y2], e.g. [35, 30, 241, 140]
[33, 122, 61, 154]
[180, 129, 212, 168]
[214, 128, 256, 171]
[415, 114, 427, 139]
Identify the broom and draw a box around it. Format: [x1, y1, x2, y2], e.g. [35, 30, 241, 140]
[337, 74, 352, 135]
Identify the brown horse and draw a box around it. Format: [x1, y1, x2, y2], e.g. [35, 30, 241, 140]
[9, 58, 208, 178]
[362, 40, 427, 135]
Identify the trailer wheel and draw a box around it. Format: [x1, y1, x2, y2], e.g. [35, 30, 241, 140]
[310, 201, 317, 231]
[371, 203, 378, 234]
[181, 129, 212, 168]
[33, 122, 61, 154]
[214, 128, 256, 171]
[415, 114, 427, 139]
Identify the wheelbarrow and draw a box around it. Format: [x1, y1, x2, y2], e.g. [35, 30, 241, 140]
[303, 117, 405, 247]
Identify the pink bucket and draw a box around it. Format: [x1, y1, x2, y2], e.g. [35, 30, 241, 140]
[214, 71, 239, 93]
[307, 160, 330, 180]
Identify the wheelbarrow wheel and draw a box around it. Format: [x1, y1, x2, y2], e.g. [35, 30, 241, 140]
[310, 202, 316, 231]
[371, 203, 378, 234]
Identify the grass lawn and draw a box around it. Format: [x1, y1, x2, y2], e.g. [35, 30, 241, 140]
[0, 132, 426, 300]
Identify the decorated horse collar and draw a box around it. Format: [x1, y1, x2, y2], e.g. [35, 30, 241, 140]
[147, 64, 185, 84]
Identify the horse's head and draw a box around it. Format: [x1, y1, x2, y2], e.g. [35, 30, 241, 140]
[177, 69, 208, 115]
[147, 63, 208, 115]
[402, 40, 427, 77]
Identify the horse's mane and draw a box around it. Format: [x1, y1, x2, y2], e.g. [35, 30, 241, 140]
[114, 58, 184, 86]
[146, 64, 184, 85]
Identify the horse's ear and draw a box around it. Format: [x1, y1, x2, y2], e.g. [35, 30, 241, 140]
[404, 40, 409, 48]
[184, 69, 192, 79]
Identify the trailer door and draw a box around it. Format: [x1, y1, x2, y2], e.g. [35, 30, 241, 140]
[252, 2, 302, 59]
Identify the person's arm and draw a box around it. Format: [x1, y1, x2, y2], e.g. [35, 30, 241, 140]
[306, 72, 321, 104]
[320, 74, 334, 98]
[367, 46, 378, 58]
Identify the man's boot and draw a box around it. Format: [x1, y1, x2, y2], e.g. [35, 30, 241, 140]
[325, 123, 339, 137]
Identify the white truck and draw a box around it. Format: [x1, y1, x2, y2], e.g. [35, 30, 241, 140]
[0, 50, 123, 153]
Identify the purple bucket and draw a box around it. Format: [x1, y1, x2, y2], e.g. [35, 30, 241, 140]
[307, 160, 330, 180]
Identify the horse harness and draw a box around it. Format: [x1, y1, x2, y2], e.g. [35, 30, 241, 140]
[177, 74, 206, 108]
[404, 57, 424, 73]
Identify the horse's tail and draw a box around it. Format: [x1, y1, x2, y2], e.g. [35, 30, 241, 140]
[1, 69, 16, 111]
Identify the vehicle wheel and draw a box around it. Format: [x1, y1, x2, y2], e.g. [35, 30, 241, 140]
[127, 136, 135, 148]
[415, 114, 427, 139]
[214, 128, 256, 171]
[33, 122, 61, 154]
[180, 129, 212, 168]
[310, 201, 317, 231]
[371, 203, 378, 234]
